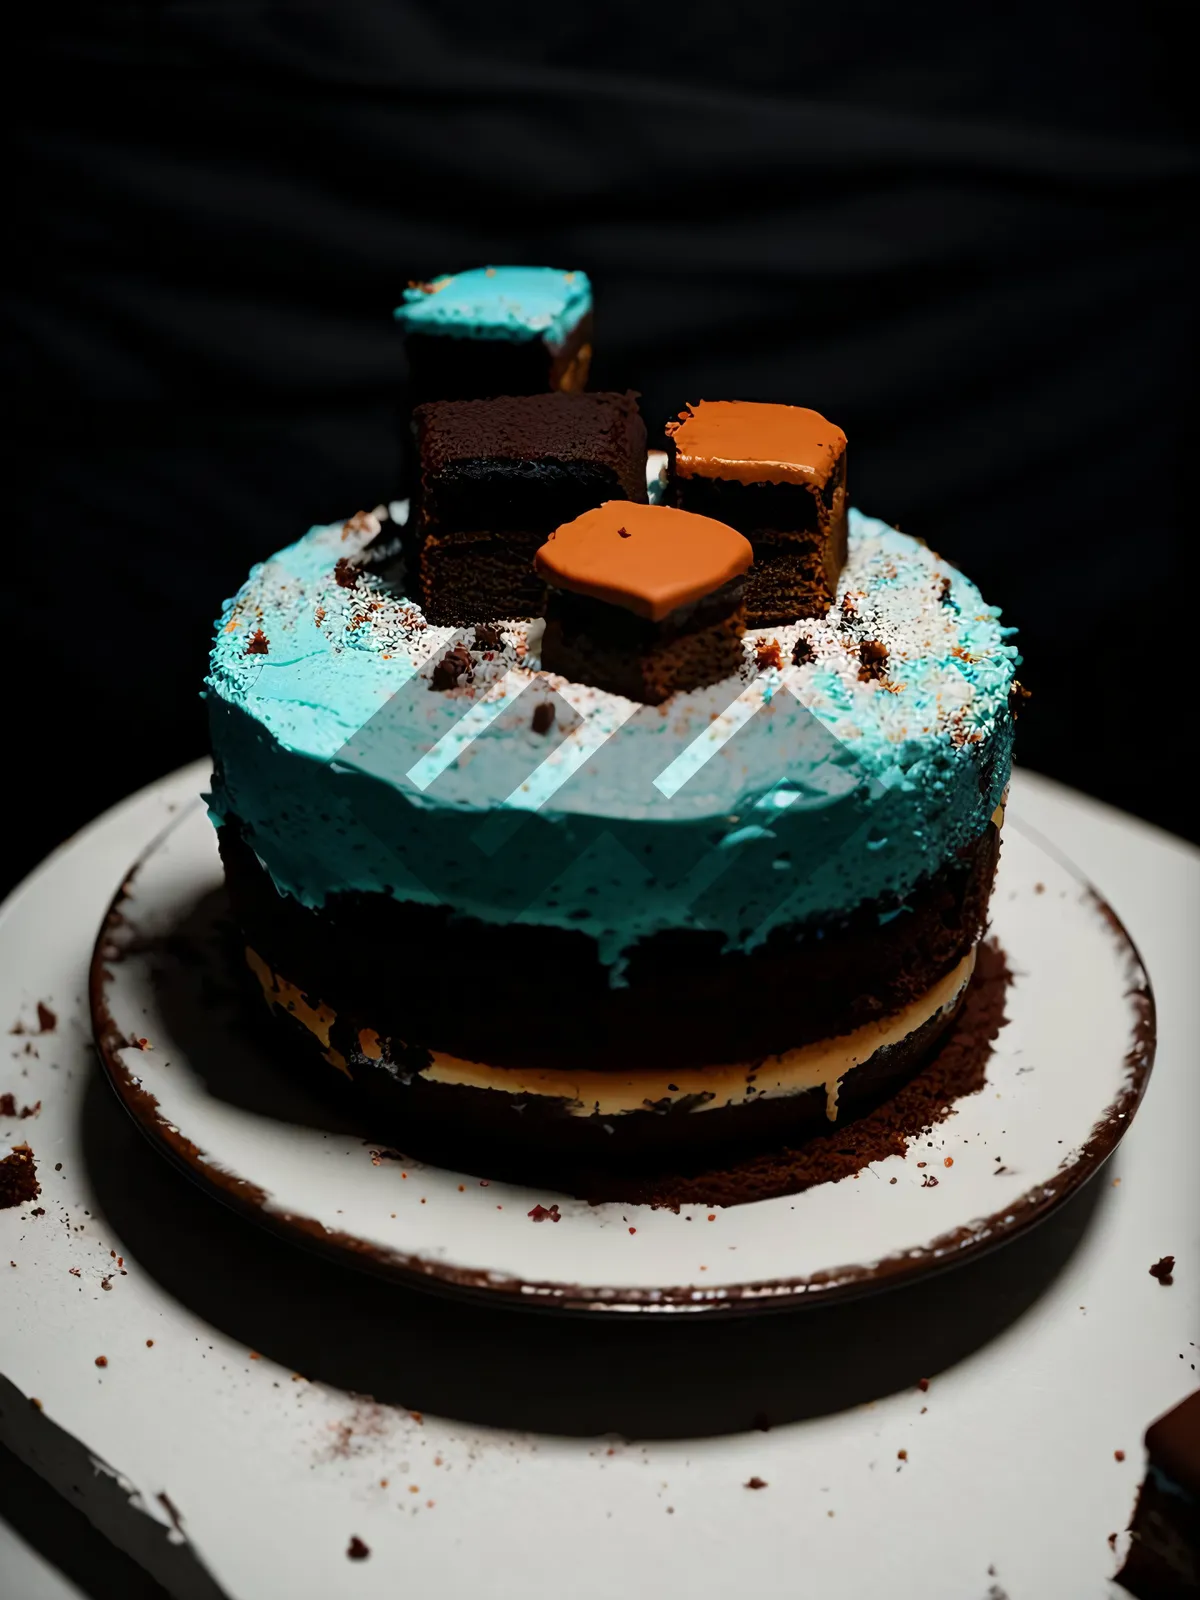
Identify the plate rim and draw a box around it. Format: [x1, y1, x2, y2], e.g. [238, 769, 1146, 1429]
[89, 800, 1157, 1316]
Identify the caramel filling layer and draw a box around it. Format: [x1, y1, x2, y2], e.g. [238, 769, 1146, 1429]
[247, 948, 976, 1122]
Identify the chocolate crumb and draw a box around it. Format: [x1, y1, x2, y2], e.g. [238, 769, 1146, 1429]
[472, 623, 504, 650]
[858, 639, 889, 681]
[94, 1356, 107, 1368]
[346, 1536, 370, 1561]
[528, 1203, 562, 1223]
[430, 643, 473, 692]
[755, 639, 783, 672]
[617, 526, 631, 538]
[36, 1003, 56, 1033]
[333, 557, 360, 590]
[917, 1378, 930, 1392]
[1149, 1255, 1175, 1285]
[744, 1477, 768, 1490]
[1114, 1450, 1125, 1462]
[0, 1144, 39, 1209]
[531, 701, 556, 735]
[245, 629, 269, 656]
[897, 1449, 908, 1461]
[792, 636, 814, 666]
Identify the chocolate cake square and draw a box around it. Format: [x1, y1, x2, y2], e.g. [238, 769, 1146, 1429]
[1118, 1389, 1200, 1598]
[536, 502, 752, 703]
[413, 391, 648, 625]
[666, 401, 848, 627]
[395, 266, 593, 403]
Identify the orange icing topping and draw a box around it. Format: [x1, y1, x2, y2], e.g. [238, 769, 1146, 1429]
[535, 501, 752, 622]
[667, 400, 846, 487]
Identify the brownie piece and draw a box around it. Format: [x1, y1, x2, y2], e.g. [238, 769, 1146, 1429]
[536, 501, 752, 703]
[395, 266, 593, 403]
[665, 400, 848, 627]
[1119, 1390, 1200, 1598]
[413, 391, 648, 624]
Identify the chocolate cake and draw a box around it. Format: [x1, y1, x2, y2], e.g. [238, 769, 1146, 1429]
[1119, 1390, 1200, 1598]
[412, 391, 648, 624]
[394, 266, 593, 403]
[537, 502, 752, 702]
[666, 401, 848, 627]
[206, 414, 1019, 1189]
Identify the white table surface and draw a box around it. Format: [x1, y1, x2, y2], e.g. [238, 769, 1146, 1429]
[2, 761, 1197, 1600]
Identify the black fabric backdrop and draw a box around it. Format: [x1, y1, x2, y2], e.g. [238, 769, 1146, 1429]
[4, 4, 1196, 892]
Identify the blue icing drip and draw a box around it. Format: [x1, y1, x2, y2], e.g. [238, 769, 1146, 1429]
[393, 266, 591, 346]
[206, 509, 1019, 977]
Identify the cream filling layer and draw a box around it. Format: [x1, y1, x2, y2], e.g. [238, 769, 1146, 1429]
[248, 947, 976, 1122]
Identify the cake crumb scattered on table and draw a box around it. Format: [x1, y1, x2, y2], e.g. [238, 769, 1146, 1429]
[1149, 1254, 1175, 1285]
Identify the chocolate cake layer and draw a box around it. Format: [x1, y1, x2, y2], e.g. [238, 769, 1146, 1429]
[541, 578, 747, 703]
[218, 817, 1000, 1077]
[413, 391, 648, 623]
[403, 312, 593, 404]
[666, 402, 848, 626]
[250, 958, 969, 1177]
[415, 391, 647, 531]
[418, 529, 547, 628]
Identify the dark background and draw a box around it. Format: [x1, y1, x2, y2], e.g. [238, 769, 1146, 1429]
[4, 3, 1196, 894]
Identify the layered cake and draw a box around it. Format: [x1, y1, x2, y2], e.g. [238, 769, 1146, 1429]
[666, 400, 848, 627]
[537, 502, 753, 703]
[1119, 1390, 1200, 1598]
[411, 391, 647, 624]
[394, 266, 593, 402]
[206, 385, 1019, 1185]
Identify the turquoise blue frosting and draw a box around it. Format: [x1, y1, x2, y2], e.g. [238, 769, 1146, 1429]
[393, 267, 591, 347]
[206, 508, 1018, 979]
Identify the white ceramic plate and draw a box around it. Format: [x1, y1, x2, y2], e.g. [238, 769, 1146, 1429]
[90, 800, 1153, 1315]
